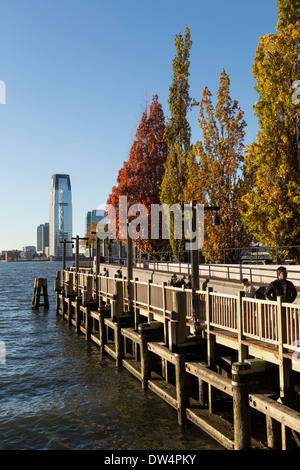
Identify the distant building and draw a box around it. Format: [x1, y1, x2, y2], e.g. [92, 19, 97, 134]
[37, 223, 49, 254]
[22, 246, 36, 260]
[86, 209, 106, 233]
[3, 250, 20, 261]
[49, 174, 73, 258]
[85, 210, 105, 257]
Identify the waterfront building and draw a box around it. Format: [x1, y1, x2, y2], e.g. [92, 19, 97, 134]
[22, 246, 36, 260]
[86, 209, 105, 233]
[49, 174, 73, 258]
[37, 223, 49, 254]
[85, 210, 105, 257]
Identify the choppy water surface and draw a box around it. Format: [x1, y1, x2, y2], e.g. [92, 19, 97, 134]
[0, 261, 223, 450]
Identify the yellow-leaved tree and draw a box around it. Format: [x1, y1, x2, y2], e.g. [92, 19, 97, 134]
[242, 0, 300, 260]
[194, 69, 252, 262]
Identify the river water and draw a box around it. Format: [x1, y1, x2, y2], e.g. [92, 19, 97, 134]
[0, 261, 223, 451]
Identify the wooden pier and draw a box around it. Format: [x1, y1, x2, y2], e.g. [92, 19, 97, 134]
[55, 266, 300, 450]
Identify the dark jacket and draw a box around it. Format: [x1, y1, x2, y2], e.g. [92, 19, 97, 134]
[265, 279, 297, 303]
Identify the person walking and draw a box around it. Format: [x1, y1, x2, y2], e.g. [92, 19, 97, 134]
[265, 266, 297, 303]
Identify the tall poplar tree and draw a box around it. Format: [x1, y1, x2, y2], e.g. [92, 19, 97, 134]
[195, 69, 251, 262]
[242, 0, 300, 257]
[160, 25, 198, 257]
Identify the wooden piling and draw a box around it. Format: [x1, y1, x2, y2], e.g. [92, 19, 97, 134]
[138, 325, 150, 391]
[232, 362, 251, 450]
[31, 278, 49, 310]
[175, 354, 188, 426]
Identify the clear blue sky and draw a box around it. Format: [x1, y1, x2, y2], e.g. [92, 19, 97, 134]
[0, 0, 279, 251]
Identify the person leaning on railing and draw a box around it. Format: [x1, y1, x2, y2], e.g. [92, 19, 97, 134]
[265, 266, 297, 303]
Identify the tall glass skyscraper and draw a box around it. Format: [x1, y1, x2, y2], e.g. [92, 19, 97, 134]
[49, 174, 73, 258]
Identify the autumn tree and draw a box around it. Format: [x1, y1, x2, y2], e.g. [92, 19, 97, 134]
[194, 69, 252, 262]
[160, 25, 199, 257]
[106, 95, 169, 255]
[242, 0, 300, 258]
[80, 222, 97, 256]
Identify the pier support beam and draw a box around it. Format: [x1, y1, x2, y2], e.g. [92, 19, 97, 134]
[175, 354, 188, 426]
[232, 362, 251, 450]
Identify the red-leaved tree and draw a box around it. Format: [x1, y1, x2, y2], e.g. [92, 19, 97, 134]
[106, 95, 169, 254]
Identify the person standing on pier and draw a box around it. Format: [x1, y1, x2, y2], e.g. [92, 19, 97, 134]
[241, 278, 256, 298]
[169, 274, 185, 287]
[265, 266, 297, 303]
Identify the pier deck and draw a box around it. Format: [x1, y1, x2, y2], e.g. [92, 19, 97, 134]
[55, 266, 300, 450]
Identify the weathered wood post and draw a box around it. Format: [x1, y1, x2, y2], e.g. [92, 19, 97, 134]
[138, 324, 151, 391]
[67, 298, 72, 326]
[55, 271, 61, 315]
[99, 309, 107, 353]
[198, 363, 209, 407]
[133, 278, 139, 330]
[277, 295, 292, 449]
[232, 362, 251, 450]
[115, 323, 123, 367]
[169, 290, 187, 350]
[85, 309, 92, 341]
[111, 280, 124, 321]
[31, 278, 49, 310]
[277, 295, 290, 398]
[266, 413, 281, 449]
[175, 354, 188, 426]
[75, 296, 81, 334]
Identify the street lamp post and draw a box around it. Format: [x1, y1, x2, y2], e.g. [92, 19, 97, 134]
[190, 203, 220, 329]
[72, 235, 89, 294]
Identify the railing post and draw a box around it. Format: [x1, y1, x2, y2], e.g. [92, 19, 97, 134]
[277, 296, 290, 398]
[162, 282, 167, 343]
[134, 278, 139, 330]
[206, 287, 214, 367]
[232, 362, 251, 450]
[147, 280, 153, 322]
[237, 291, 247, 362]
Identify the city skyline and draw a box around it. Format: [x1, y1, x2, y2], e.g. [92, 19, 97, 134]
[0, 1, 279, 251]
